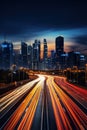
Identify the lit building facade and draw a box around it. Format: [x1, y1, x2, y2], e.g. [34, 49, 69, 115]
[43, 39, 48, 69]
[0, 41, 13, 69]
[32, 40, 41, 70]
[55, 36, 64, 56]
[21, 42, 28, 67]
[28, 45, 33, 69]
[55, 36, 64, 69]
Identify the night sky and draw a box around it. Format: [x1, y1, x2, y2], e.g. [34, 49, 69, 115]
[0, 0, 87, 54]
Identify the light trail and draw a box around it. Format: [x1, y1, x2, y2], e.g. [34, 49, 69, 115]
[1, 74, 87, 130]
[18, 87, 41, 130]
[0, 76, 42, 117]
[47, 77, 72, 130]
[18, 75, 45, 130]
[52, 76, 87, 129]
[2, 75, 45, 130]
[54, 77, 87, 109]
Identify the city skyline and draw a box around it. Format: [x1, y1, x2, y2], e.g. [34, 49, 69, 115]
[0, 1, 87, 129]
[0, 28, 87, 55]
[1, 34, 86, 59]
[0, 0, 87, 55]
[0, 36, 86, 70]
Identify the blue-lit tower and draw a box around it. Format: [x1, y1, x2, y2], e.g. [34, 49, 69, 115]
[43, 39, 48, 70]
[21, 42, 28, 67]
[0, 41, 13, 69]
[32, 40, 41, 70]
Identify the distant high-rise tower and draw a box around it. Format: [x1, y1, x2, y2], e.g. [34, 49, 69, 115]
[32, 40, 41, 70]
[28, 45, 33, 69]
[43, 39, 48, 69]
[55, 36, 64, 56]
[55, 36, 64, 69]
[21, 42, 28, 67]
[38, 40, 41, 61]
[0, 41, 13, 69]
[43, 39, 48, 61]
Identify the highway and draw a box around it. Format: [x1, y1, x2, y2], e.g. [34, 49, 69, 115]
[0, 75, 87, 130]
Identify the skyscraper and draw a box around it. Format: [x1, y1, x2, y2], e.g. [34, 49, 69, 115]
[21, 42, 28, 67]
[55, 36, 64, 69]
[0, 41, 13, 69]
[38, 40, 41, 62]
[28, 45, 33, 69]
[55, 36, 64, 56]
[43, 39, 48, 69]
[32, 40, 41, 70]
[50, 50, 56, 69]
[67, 51, 80, 68]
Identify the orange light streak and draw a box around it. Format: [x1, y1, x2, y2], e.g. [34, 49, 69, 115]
[4, 83, 42, 130]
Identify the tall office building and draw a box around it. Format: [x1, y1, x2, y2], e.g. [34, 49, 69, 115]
[28, 45, 33, 69]
[0, 41, 13, 69]
[13, 50, 22, 68]
[43, 39, 48, 69]
[67, 51, 80, 68]
[55, 36, 64, 56]
[38, 40, 41, 61]
[21, 42, 28, 67]
[50, 50, 56, 69]
[80, 55, 85, 69]
[55, 36, 64, 69]
[32, 40, 41, 70]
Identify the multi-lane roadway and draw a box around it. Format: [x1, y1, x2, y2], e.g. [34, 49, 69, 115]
[0, 75, 87, 130]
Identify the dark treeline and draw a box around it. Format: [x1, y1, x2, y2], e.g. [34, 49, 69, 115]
[0, 69, 29, 84]
[64, 70, 86, 87]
